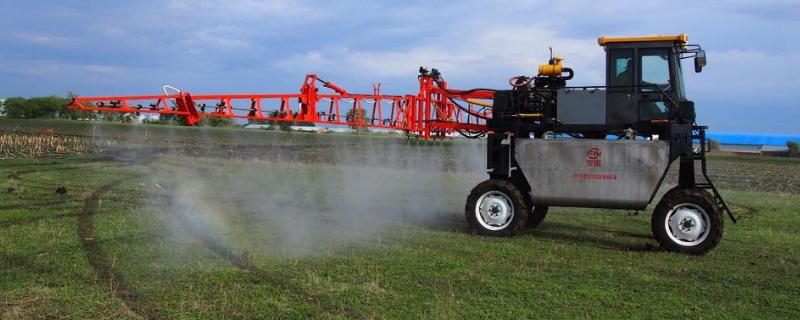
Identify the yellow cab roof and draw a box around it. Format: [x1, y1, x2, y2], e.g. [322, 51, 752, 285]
[598, 33, 688, 46]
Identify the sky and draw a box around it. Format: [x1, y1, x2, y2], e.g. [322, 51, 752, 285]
[0, 0, 798, 134]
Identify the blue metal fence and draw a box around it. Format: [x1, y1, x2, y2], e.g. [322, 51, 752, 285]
[706, 133, 800, 146]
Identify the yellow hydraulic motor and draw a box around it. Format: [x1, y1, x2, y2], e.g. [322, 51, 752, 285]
[537, 55, 573, 79]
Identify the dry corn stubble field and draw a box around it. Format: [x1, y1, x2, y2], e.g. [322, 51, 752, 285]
[0, 119, 798, 319]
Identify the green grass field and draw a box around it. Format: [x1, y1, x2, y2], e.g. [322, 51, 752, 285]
[1, 119, 798, 319]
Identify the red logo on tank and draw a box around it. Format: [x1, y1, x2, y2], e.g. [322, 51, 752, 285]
[585, 147, 602, 167]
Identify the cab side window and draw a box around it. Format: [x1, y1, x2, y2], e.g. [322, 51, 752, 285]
[609, 49, 634, 91]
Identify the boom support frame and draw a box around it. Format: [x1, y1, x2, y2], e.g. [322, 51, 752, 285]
[67, 71, 492, 139]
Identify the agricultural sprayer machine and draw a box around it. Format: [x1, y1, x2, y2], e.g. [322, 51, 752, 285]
[68, 34, 734, 254]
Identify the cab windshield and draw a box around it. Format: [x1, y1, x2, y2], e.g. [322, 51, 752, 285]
[676, 59, 686, 99]
[639, 48, 671, 91]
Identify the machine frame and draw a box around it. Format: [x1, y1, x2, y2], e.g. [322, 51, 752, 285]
[467, 34, 734, 255]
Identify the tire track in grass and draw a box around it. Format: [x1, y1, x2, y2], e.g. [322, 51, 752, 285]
[68, 155, 358, 318]
[6, 164, 102, 180]
[4, 159, 159, 317]
[3, 153, 354, 317]
[0, 200, 68, 211]
[5, 157, 161, 317]
[0, 157, 106, 169]
[78, 177, 162, 319]
[171, 202, 359, 319]
[0, 210, 75, 228]
[4, 151, 157, 180]
[726, 201, 759, 219]
[77, 175, 357, 318]
[147, 159, 361, 318]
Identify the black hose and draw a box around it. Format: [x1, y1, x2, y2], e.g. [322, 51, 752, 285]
[442, 88, 499, 95]
[448, 97, 490, 120]
[562, 68, 574, 80]
[456, 129, 486, 139]
[448, 98, 489, 139]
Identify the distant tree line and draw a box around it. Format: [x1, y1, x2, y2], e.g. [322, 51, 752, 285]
[0, 95, 232, 127]
[247, 110, 317, 131]
[0, 95, 95, 120]
[245, 107, 376, 133]
[0, 95, 378, 133]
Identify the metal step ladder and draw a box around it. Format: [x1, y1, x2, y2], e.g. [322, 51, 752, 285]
[692, 126, 737, 223]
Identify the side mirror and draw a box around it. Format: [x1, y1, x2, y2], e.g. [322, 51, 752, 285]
[694, 50, 707, 73]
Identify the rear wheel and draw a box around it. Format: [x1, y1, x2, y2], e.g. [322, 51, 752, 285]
[526, 206, 548, 228]
[465, 179, 528, 236]
[651, 188, 723, 255]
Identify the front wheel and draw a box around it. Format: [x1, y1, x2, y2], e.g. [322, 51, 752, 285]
[651, 188, 723, 255]
[465, 179, 529, 236]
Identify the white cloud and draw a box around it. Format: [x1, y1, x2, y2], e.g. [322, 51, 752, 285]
[274, 23, 605, 86]
[277, 51, 335, 71]
[82, 64, 125, 75]
[184, 25, 252, 49]
[0, 60, 137, 77]
[165, 0, 319, 18]
[9, 32, 70, 45]
[688, 49, 800, 94]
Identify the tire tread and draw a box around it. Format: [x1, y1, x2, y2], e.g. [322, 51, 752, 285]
[465, 179, 529, 236]
[651, 187, 723, 255]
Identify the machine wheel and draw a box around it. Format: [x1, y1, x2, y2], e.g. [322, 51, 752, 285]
[526, 206, 549, 228]
[465, 179, 529, 236]
[651, 188, 723, 255]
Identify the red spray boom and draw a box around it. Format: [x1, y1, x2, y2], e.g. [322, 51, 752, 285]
[67, 69, 493, 139]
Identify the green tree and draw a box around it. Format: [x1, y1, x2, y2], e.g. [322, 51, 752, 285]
[59, 92, 95, 120]
[101, 112, 134, 123]
[60, 108, 96, 120]
[346, 106, 370, 132]
[788, 141, 799, 157]
[28, 96, 69, 118]
[256, 110, 316, 131]
[159, 114, 180, 123]
[2, 97, 31, 118]
[267, 110, 292, 131]
[200, 117, 235, 127]
[1, 96, 70, 119]
[708, 139, 720, 152]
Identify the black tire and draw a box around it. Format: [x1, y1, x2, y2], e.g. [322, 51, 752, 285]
[651, 188, 723, 255]
[465, 179, 529, 236]
[660, 186, 685, 202]
[526, 206, 548, 228]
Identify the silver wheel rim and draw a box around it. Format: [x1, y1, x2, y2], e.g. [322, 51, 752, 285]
[475, 191, 514, 231]
[664, 203, 710, 246]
